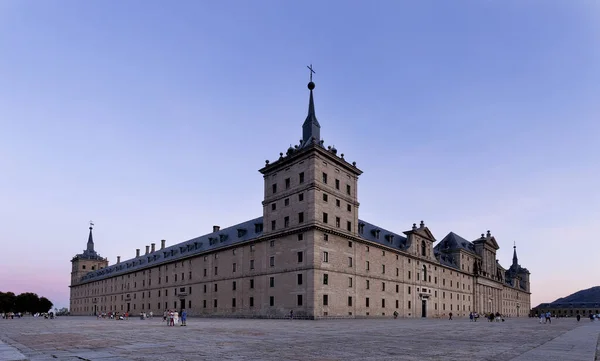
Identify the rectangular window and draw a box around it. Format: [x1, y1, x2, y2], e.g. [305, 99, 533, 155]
[270, 240, 275, 247]
[408, 286, 411, 294]
[271, 220, 276, 231]
[323, 193, 328, 202]
[336, 199, 340, 207]
[366, 261, 370, 271]
[269, 296, 274, 306]
[335, 217, 340, 228]
[250, 259, 255, 270]
[348, 241, 352, 248]
[408, 271, 411, 280]
[250, 297, 254, 307]
[366, 297, 370, 307]
[214, 284, 217, 292]
[408, 300, 411, 309]
[203, 285, 206, 293]
[348, 296, 353, 306]
[382, 282, 385, 291]
[269, 276, 275, 287]
[335, 179, 340, 189]
[297, 273, 303, 285]
[322, 172, 328, 184]
[348, 257, 353, 267]
[347, 221, 351, 231]
[347, 204, 351, 212]
[366, 280, 370, 289]
[284, 216, 289, 228]
[297, 233, 303, 241]
[298, 212, 304, 223]
[271, 203, 276, 211]
[272, 184, 277, 194]
[323, 251, 329, 263]
[232, 281, 237, 290]
[250, 279, 254, 289]
[297, 251, 303, 263]
[214, 299, 218, 308]
[232, 298, 236, 308]
[203, 300, 207, 308]
[346, 184, 351, 195]
[233, 263, 237, 272]
[284, 198, 289, 206]
[323, 274, 328, 285]
[297, 294, 303, 306]
[323, 212, 328, 223]
[270, 256, 275, 267]
[396, 284, 399, 293]
[299, 172, 304, 183]
[323, 233, 328, 241]
[299, 193, 304, 201]
[382, 299, 386, 308]
[285, 178, 290, 189]
[382, 265, 386, 274]
[323, 294, 329, 306]
[348, 277, 353, 287]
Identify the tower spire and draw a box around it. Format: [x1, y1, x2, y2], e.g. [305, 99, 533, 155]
[87, 221, 95, 252]
[512, 241, 518, 266]
[302, 64, 320, 147]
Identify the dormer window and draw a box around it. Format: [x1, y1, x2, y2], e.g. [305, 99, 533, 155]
[237, 228, 247, 238]
[385, 234, 394, 243]
[358, 223, 365, 234]
[371, 229, 380, 239]
[219, 234, 228, 243]
[209, 237, 218, 246]
[254, 223, 263, 233]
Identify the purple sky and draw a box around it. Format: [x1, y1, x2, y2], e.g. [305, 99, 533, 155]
[1, 0, 599, 310]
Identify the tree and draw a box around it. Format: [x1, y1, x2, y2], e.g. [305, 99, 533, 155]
[0, 292, 16, 313]
[38, 297, 53, 313]
[14, 292, 39, 314]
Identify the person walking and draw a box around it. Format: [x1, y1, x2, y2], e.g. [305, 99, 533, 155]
[448, 312, 453, 320]
[181, 309, 187, 326]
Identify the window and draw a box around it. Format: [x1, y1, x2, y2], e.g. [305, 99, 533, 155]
[271, 220, 276, 231]
[214, 299, 217, 308]
[298, 193, 304, 201]
[297, 233, 303, 241]
[249, 297, 254, 307]
[408, 286, 411, 294]
[297, 252, 303, 263]
[408, 271, 411, 280]
[269, 277, 274, 287]
[366, 280, 370, 289]
[298, 212, 304, 223]
[335, 179, 340, 189]
[232, 298, 236, 308]
[214, 266, 218, 275]
[250, 245, 255, 252]
[408, 300, 411, 309]
[421, 240, 427, 257]
[349, 277, 353, 287]
[423, 265, 427, 281]
[270, 296, 274, 306]
[323, 193, 328, 202]
[271, 203, 276, 211]
[213, 284, 218, 292]
[382, 264, 386, 274]
[396, 268, 399, 276]
[346, 184, 351, 195]
[348, 241, 352, 248]
[323, 233, 329, 241]
[233, 263, 237, 272]
[297, 274, 303, 285]
[366, 261, 370, 271]
[382, 299, 386, 308]
[348, 257, 353, 267]
[284, 198, 289, 206]
[366, 297, 370, 307]
[299, 172, 304, 183]
[323, 251, 329, 263]
[396, 284, 399, 293]
[203, 285, 206, 293]
[285, 178, 290, 189]
[284, 216, 289, 228]
[297, 294, 303, 306]
[270, 240, 275, 247]
[250, 279, 254, 289]
[322, 172, 328, 184]
[323, 274, 328, 285]
[270, 256, 275, 267]
[272, 184, 277, 194]
[323, 295, 329, 306]
[250, 259, 255, 269]
[347, 204, 351, 212]
[336, 199, 340, 207]
[348, 296, 353, 306]
[336, 217, 340, 228]
[323, 212, 328, 223]
[382, 282, 385, 291]
[232, 281, 237, 290]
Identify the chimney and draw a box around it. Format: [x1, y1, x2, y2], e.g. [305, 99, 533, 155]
[117, 256, 121, 264]
[145, 245, 150, 255]
[136, 249, 140, 257]
[161, 239, 166, 249]
[151, 243, 155, 253]
[213, 225, 220, 233]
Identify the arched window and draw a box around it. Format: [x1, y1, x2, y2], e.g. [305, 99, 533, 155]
[423, 265, 427, 282]
[421, 240, 426, 257]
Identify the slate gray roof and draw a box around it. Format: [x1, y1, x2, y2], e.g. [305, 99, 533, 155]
[77, 217, 414, 284]
[434, 232, 476, 254]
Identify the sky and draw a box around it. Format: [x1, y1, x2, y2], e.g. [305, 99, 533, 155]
[0, 0, 599, 310]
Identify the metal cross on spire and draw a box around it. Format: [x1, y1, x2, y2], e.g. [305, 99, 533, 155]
[307, 64, 315, 82]
[89, 220, 94, 229]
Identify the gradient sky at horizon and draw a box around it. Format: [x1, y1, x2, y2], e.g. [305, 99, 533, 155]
[1, 0, 599, 310]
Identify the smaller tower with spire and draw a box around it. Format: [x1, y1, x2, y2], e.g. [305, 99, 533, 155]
[512, 241, 519, 267]
[70, 222, 108, 286]
[301, 64, 320, 147]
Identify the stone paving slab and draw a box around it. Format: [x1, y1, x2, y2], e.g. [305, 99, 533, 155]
[0, 340, 27, 361]
[1, 317, 599, 361]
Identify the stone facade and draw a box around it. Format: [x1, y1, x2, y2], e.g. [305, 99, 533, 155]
[69, 80, 531, 319]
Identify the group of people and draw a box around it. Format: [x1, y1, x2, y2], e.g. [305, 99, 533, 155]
[163, 309, 187, 326]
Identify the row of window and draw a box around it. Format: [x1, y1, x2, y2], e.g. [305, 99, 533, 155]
[271, 172, 352, 195]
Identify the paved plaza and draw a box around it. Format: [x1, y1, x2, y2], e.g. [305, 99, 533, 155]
[1, 316, 599, 361]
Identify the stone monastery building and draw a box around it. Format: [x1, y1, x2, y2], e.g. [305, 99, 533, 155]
[70, 77, 531, 319]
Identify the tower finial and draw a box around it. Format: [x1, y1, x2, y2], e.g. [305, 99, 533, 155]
[87, 221, 95, 252]
[301, 64, 320, 146]
[512, 241, 518, 266]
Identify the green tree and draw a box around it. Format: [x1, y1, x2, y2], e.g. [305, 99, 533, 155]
[0, 292, 16, 313]
[15, 292, 40, 314]
[38, 297, 53, 313]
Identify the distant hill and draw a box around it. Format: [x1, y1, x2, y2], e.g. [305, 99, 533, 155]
[551, 286, 600, 304]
